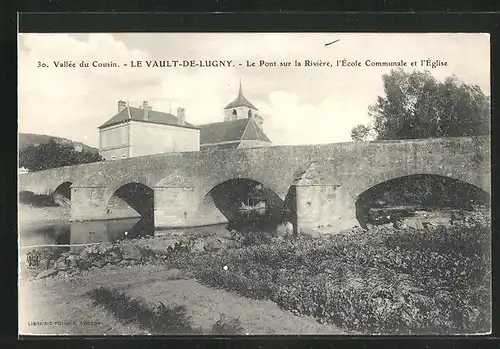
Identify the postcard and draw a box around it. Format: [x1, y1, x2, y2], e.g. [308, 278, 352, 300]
[18, 32, 491, 336]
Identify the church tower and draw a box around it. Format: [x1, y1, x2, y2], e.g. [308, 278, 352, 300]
[223, 80, 264, 129]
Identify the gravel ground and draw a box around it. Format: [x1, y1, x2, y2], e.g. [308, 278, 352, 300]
[19, 263, 347, 336]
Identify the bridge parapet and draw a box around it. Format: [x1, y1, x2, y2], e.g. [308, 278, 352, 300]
[17, 136, 490, 231]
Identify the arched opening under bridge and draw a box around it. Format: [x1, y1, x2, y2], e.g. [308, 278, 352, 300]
[106, 182, 155, 239]
[355, 174, 490, 228]
[199, 178, 285, 233]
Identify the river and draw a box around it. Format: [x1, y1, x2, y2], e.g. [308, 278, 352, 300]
[18, 204, 232, 250]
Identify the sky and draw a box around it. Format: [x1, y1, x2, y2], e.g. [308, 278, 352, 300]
[18, 33, 490, 147]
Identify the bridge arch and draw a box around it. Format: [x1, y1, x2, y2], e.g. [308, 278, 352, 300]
[197, 177, 286, 231]
[105, 181, 154, 216]
[354, 173, 490, 228]
[353, 166, 490, 198]
[104, 181, 156, 237]
[19, 180, 73, 207]
[51, 181, 73, 207]
[53, 181, 72, 198]
[200, 175, 285, 202]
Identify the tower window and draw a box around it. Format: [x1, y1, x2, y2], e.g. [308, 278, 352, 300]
[232, 109, 237, 115]
[248, 110, 252, 118]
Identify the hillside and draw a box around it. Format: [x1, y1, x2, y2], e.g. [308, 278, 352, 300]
[18, 133, 99, 153]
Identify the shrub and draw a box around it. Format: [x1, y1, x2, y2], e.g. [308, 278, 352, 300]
[86, 286, 201, 334]
[168, 216, 491, 334]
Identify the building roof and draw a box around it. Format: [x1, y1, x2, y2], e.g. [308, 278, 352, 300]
[224, 81, 258, 110]
[98, 106, 199, 129]
[199, 118, 271, 145]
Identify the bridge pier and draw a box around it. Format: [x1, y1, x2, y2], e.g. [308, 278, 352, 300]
[70, 186, 111, 222]
[154, 187, 200, 229]
[296, 184, 358, 233]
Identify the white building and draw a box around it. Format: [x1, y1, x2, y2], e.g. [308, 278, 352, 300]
[98, 101, 200, 160]
[98, 82, 271, 159]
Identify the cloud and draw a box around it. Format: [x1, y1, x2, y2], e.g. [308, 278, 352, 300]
[18, 34, 159, 146]
[261, 90, 370, 145]
[18, 33, 490, 148]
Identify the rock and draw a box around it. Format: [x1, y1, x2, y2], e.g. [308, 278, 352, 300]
[56, 261, 68, 271]
[39, 258, 50, 270]
[97, 244, 107, 255]
[120, 244, 142, 260]
[149, 246, 168, 255]
[178, 237, 189, 245]
[80, 248, 90, 261]
[48, 260, 55, 270]
[165, 239, 179, 248]
[118, 260, 129, 266]
[36, 269, 58, 279]
[78, 259, 91, 270]
[402, 217, 424, 229]
[215, 229, 232, 239]
[66, 255, 79, 268]
[204, 237, 223, 251]
[92, 260, 105, 268]
[192, 240, 207, 252]
[56, 256, 65, 263]
[106, 252, 120, 263]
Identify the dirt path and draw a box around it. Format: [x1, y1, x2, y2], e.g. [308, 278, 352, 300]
[19, 263, 347, 335]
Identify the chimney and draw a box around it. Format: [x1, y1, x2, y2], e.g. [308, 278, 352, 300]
[177, 107, 185, 126]
[118, 100, 127, 113]
[143, 101, 149, 120]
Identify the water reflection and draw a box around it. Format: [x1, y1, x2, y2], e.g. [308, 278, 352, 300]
[20, 215, 155, 248]
[19, 212, 281, 248]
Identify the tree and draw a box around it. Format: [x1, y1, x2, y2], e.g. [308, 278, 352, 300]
[351, 68, 491, 141]
[19, 138, 103, 171]
[350, 124, 374, 141]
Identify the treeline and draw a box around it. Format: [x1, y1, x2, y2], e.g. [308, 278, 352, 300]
[351, 69, 491, 141]
[19, 139, 103, 172]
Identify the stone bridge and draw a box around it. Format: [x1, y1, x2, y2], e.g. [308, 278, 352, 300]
[18, 136, 491, 233]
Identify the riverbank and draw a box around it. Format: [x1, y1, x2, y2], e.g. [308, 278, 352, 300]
[19, 262, 346, 335]
[17, 202, 491, 335]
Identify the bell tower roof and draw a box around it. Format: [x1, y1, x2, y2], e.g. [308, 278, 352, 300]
[224, 80, 258, 110]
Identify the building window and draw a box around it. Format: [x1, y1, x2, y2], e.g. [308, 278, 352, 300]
[248, 110, 252, 118]
[111, 156, 116, 160]
[102, 157, 107, 161]
[121, 154, 127, 159]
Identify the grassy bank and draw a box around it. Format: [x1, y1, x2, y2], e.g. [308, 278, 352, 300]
[164, 217, 491, 335]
